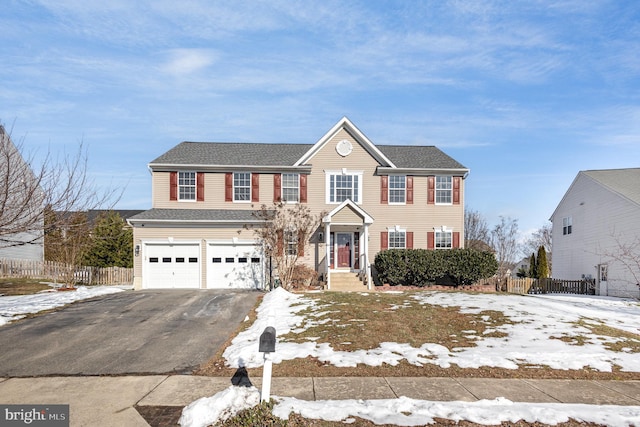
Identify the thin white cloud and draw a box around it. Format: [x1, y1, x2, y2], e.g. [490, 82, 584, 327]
[161, 49, 218, 76]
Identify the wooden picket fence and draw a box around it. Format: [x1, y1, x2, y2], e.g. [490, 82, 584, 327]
[483, 276, 596, 295]
[0, 258, 133, 286]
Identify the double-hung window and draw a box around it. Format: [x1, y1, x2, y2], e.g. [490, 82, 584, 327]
[327, 170, 362, 204]
[388, 230, 406, 249]
[178, 171, 196, 201]
[282, 173, 300, 202]
[435, 176, 452, 204]
[435, 230, 452, 249]
[388, 175, 406, 204]
[234, 172, 251, 202]
[284, 228, 298, 256]
[562, 217, 572, 235]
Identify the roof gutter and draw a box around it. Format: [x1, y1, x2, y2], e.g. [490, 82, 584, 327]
[149, 163, 313, 174]
[376, 167, 470, 177]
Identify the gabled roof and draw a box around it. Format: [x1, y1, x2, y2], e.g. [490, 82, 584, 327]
[149, 117, 468, 173]
[582, 168, 640, 206]
[551, 168, 640, 220]
[323, 199, 374, 224]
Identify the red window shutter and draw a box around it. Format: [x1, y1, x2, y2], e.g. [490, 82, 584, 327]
[169, 172, 178, 201]
[407, 176, 413, 204]
[196, 172, 205, 201]
[300, 174, 307, 203]
[381, 232, 388, 250]
[225, 173, 233, 202]
[276, 229, 283, 256]
[427, 176, 435, 204]
[427, 231, 435, 249]
[274, 174, 282, 202]
[453, 176, 461, 205]
[453, 231, 460, 248]
[406, 231, 414, 249]
[297, 230, 305, 256]
[251, 173, 259, 202]
[380, 176, 388, 204]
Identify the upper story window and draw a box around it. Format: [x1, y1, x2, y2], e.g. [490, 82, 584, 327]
[435, 176, 452, 204]
[327, 170, 362, 204]
[388, 230, 406, 249]
[282, 173, 299, 203]
[234, 172, 251, 202]
[388, 175, 406, 204]
[562, 216, 572, 235]
[435, 230, 452, 249]
[178, 171, 196, 201]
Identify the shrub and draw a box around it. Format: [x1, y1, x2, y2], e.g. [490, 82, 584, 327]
[375, 248, 498, 287]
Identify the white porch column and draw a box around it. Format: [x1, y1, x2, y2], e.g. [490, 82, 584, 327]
[363, 224, 371, 289]
[324, 222, 331, 290]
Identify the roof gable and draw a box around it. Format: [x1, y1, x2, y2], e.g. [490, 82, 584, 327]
[294, 117, 396, 167]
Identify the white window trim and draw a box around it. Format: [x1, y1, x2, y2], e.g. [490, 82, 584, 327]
[562, 216, 572, 235]
[325, 169, 364, 204]
[178, 171, 197, 202]
[284, 227, 298, 257]
[233, 172, 252, 203]
[434, 225, 453, 249]
[387, 225, 407, 249]
[388, 175, 406, 205]
[435, 175, 453, 205]
[281, 173, 300, 204]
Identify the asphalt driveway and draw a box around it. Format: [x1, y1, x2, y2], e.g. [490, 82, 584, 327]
[0, 289, 261, 377]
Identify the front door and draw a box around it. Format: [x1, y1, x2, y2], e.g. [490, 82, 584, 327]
[336, 233, 352, 268]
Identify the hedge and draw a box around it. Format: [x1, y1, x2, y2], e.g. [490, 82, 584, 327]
[374, 248, 498, 287]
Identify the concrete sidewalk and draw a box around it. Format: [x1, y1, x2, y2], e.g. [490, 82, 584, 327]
[1, 375, 640, 426]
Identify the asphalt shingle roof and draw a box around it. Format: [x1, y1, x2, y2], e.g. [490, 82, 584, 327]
[128, 208, 264, 222]
[150, 141, 467, 170]
[583, 168, 640, 205]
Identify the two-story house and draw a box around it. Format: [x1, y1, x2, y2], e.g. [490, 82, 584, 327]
[551, 168, 640, 298]
[128, 117, 469, 290]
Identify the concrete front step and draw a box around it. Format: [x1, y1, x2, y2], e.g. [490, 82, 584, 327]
[328, 273, 368, 292]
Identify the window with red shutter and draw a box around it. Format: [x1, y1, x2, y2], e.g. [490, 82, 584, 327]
[169, 172, 177, 201]
[274, 174, 282, 202]
[427, 176, 435, 204]
[225, 173, 233, 202]
[407, 176, 413, 204]
[381, 231, 388, 250]
[197, 172, 204, 201]
[380, 176, 388, 204]
[251, 173, 259, 202]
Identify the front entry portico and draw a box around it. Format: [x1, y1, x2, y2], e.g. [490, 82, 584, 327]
[323, 200, 374, 289]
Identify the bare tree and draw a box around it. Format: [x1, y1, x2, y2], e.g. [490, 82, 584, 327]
[522, 222, 552, 260]
[464, 208, 491, 250]
[600, 233, 640, 298]
[490, 216, 520, 276]
[0, 124, 120, 250]
[250, 202, 325, 290]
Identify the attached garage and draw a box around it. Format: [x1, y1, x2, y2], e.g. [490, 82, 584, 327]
[143, 242, 201, 289]
[206, 241, 264, 289]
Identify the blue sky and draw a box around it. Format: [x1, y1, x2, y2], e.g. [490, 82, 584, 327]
[2, 1, 639, 240]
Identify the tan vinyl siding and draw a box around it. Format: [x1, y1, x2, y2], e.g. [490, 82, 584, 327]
[153, 171, 276, 209]
[332, 205, 365, 225]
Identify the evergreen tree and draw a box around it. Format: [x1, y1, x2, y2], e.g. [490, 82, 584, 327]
[528, 253, 537, 278]
[83, 211, 133, 268]
[536, 245, 549, 278]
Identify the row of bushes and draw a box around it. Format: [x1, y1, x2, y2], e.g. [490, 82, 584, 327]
[374, 248, 498, 287]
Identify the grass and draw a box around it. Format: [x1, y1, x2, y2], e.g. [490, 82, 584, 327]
[196, 290, 640, 381]
[0, 277, 53, 295]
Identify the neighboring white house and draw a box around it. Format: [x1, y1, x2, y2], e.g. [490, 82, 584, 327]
[550, 168, 640, 298]
[0, 125, 44, 261]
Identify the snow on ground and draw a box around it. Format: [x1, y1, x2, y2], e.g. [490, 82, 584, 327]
[0, 285, 126, 326]
[180, 385, 640, 427]
[224, 288, 640, 372]
[185, 288, 640, 427]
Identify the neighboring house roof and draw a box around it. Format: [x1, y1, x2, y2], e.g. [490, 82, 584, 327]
[86, 209, 145, 225]
[128, 208, 265, 224]
[551, 168, 640, 220]
[149, 117, 467, 173]
[582, 168, 640, 206]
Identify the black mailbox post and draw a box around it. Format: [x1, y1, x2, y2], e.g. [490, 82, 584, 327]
[259, 326, 276, 353]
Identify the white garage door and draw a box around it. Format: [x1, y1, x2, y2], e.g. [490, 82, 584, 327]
[207, 243, 264, 289]
[144, 243, 201, 289]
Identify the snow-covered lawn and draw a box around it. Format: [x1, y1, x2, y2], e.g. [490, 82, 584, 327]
[183, 288, 640, 427]
[0, 285, 126, 326]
